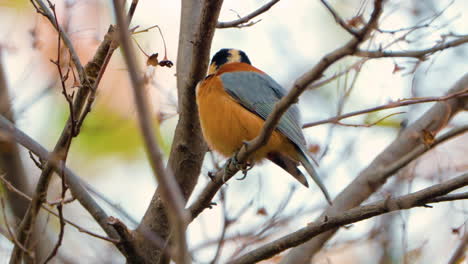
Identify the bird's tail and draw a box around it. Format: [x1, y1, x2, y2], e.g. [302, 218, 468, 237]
[297, 151, 332, 205]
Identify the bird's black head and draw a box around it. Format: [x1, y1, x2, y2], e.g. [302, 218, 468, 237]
[208, 49, 251, 74]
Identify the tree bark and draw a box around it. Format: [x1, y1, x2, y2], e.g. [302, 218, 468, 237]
[0, 49, 30, 222]
[133, 1, 223, 263]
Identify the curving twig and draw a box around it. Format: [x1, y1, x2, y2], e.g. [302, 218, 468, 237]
[303, 89, 468, 128]
[356, 35, 468, 59]
[320, 0, 359, 37]
[217, 0, 281, 28]
[0, 174, 119, 244]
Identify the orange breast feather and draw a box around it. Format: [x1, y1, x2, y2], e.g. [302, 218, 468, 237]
[196, 73, 298, 162]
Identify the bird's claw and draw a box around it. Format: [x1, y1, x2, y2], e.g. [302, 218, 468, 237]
[223, 149, 254, 182]
[236, 162, 253, 180]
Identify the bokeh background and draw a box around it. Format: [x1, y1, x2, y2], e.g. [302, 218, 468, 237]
[0, 0, 467, 263]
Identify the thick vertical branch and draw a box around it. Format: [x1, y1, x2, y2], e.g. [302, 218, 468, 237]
[133, 0, 223, 263]
[0, 49, 30, 221]
[112, 0, 190, 263]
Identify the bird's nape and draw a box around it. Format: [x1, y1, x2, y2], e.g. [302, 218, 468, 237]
[208, 49, 251, 75]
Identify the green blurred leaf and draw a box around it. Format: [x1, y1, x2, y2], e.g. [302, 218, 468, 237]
[57, 104, 169, 159]
[0, 0, 29, 9]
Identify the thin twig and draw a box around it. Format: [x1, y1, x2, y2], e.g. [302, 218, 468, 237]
[29, 0, 85, 81]
[303, 90, 468, 128]
[217, 0, 281, 28]
[0, 115, 137, 257]
[82, 181, 138, 226]
[127, 0, 139, 22]
[320, 0, 359, 37]
[1, 198, 35, 261]
[13, 0, 140, 261]
[0, 174, 118, 244]
[209, 189, 229, 264]
[356, 35, 468, 59]
[43, 4, 72, 261]
[447, 232, 468, 264]
[428, 192, 468, 203]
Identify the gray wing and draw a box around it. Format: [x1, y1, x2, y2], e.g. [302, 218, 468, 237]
[220, 71, 306, 150]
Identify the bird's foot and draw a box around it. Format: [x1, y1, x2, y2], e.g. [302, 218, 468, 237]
[236, 162, 253, 180]
[223, 156, 237, 183]
[223, 148, 254, 182]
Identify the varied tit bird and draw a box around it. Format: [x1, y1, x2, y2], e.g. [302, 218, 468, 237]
[196, 48, 331, 204]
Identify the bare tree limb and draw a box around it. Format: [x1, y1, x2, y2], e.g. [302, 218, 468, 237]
[230, 172, 468, 264]
[429, 192, 468, 204]
[320, 0, 359, 37]
[280, 72, 468, 263]
[0, 174, 119, 244]
[189, 122, 467, 226]
[0, 198, 34, 261]
[134, 0, 224, 263]
[0, 48, 30, 222]
[303, 90, 468, 128]
[189, 0, 385, 222]
[217, 0, 281, 28]
[0, 115, 144, 262]
[112, 0, 189, 263]
[11, 0, 141, 262]
[447, 232, 468, 264]
[236, 0, 383, 169]
[356, 35, 468, 59]
[29, 0, 85, 81]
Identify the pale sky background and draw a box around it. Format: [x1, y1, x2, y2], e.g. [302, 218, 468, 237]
[0, 0, 467, 263]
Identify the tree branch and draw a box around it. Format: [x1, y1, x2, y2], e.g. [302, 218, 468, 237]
[134, 0, 224, 263]
[238, 0, 383, 167]
[0, 115, 142, 261]
[189, 0, 385, 221]
[447, 232, 468, 264]
[0, 48, 30, 222]
[320, 0, 359, 37]
[0, 174, 119, 244]
[217, 0, 281, 28]
[30, 0, 85, 81]
[112, 0, 189, 263]
[11, 0, 140, 262]
[355, 35, 468, 59]
[280, 71, 468, 263]
[303, 90, 468, 128]
[230, 172, 468, 264]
